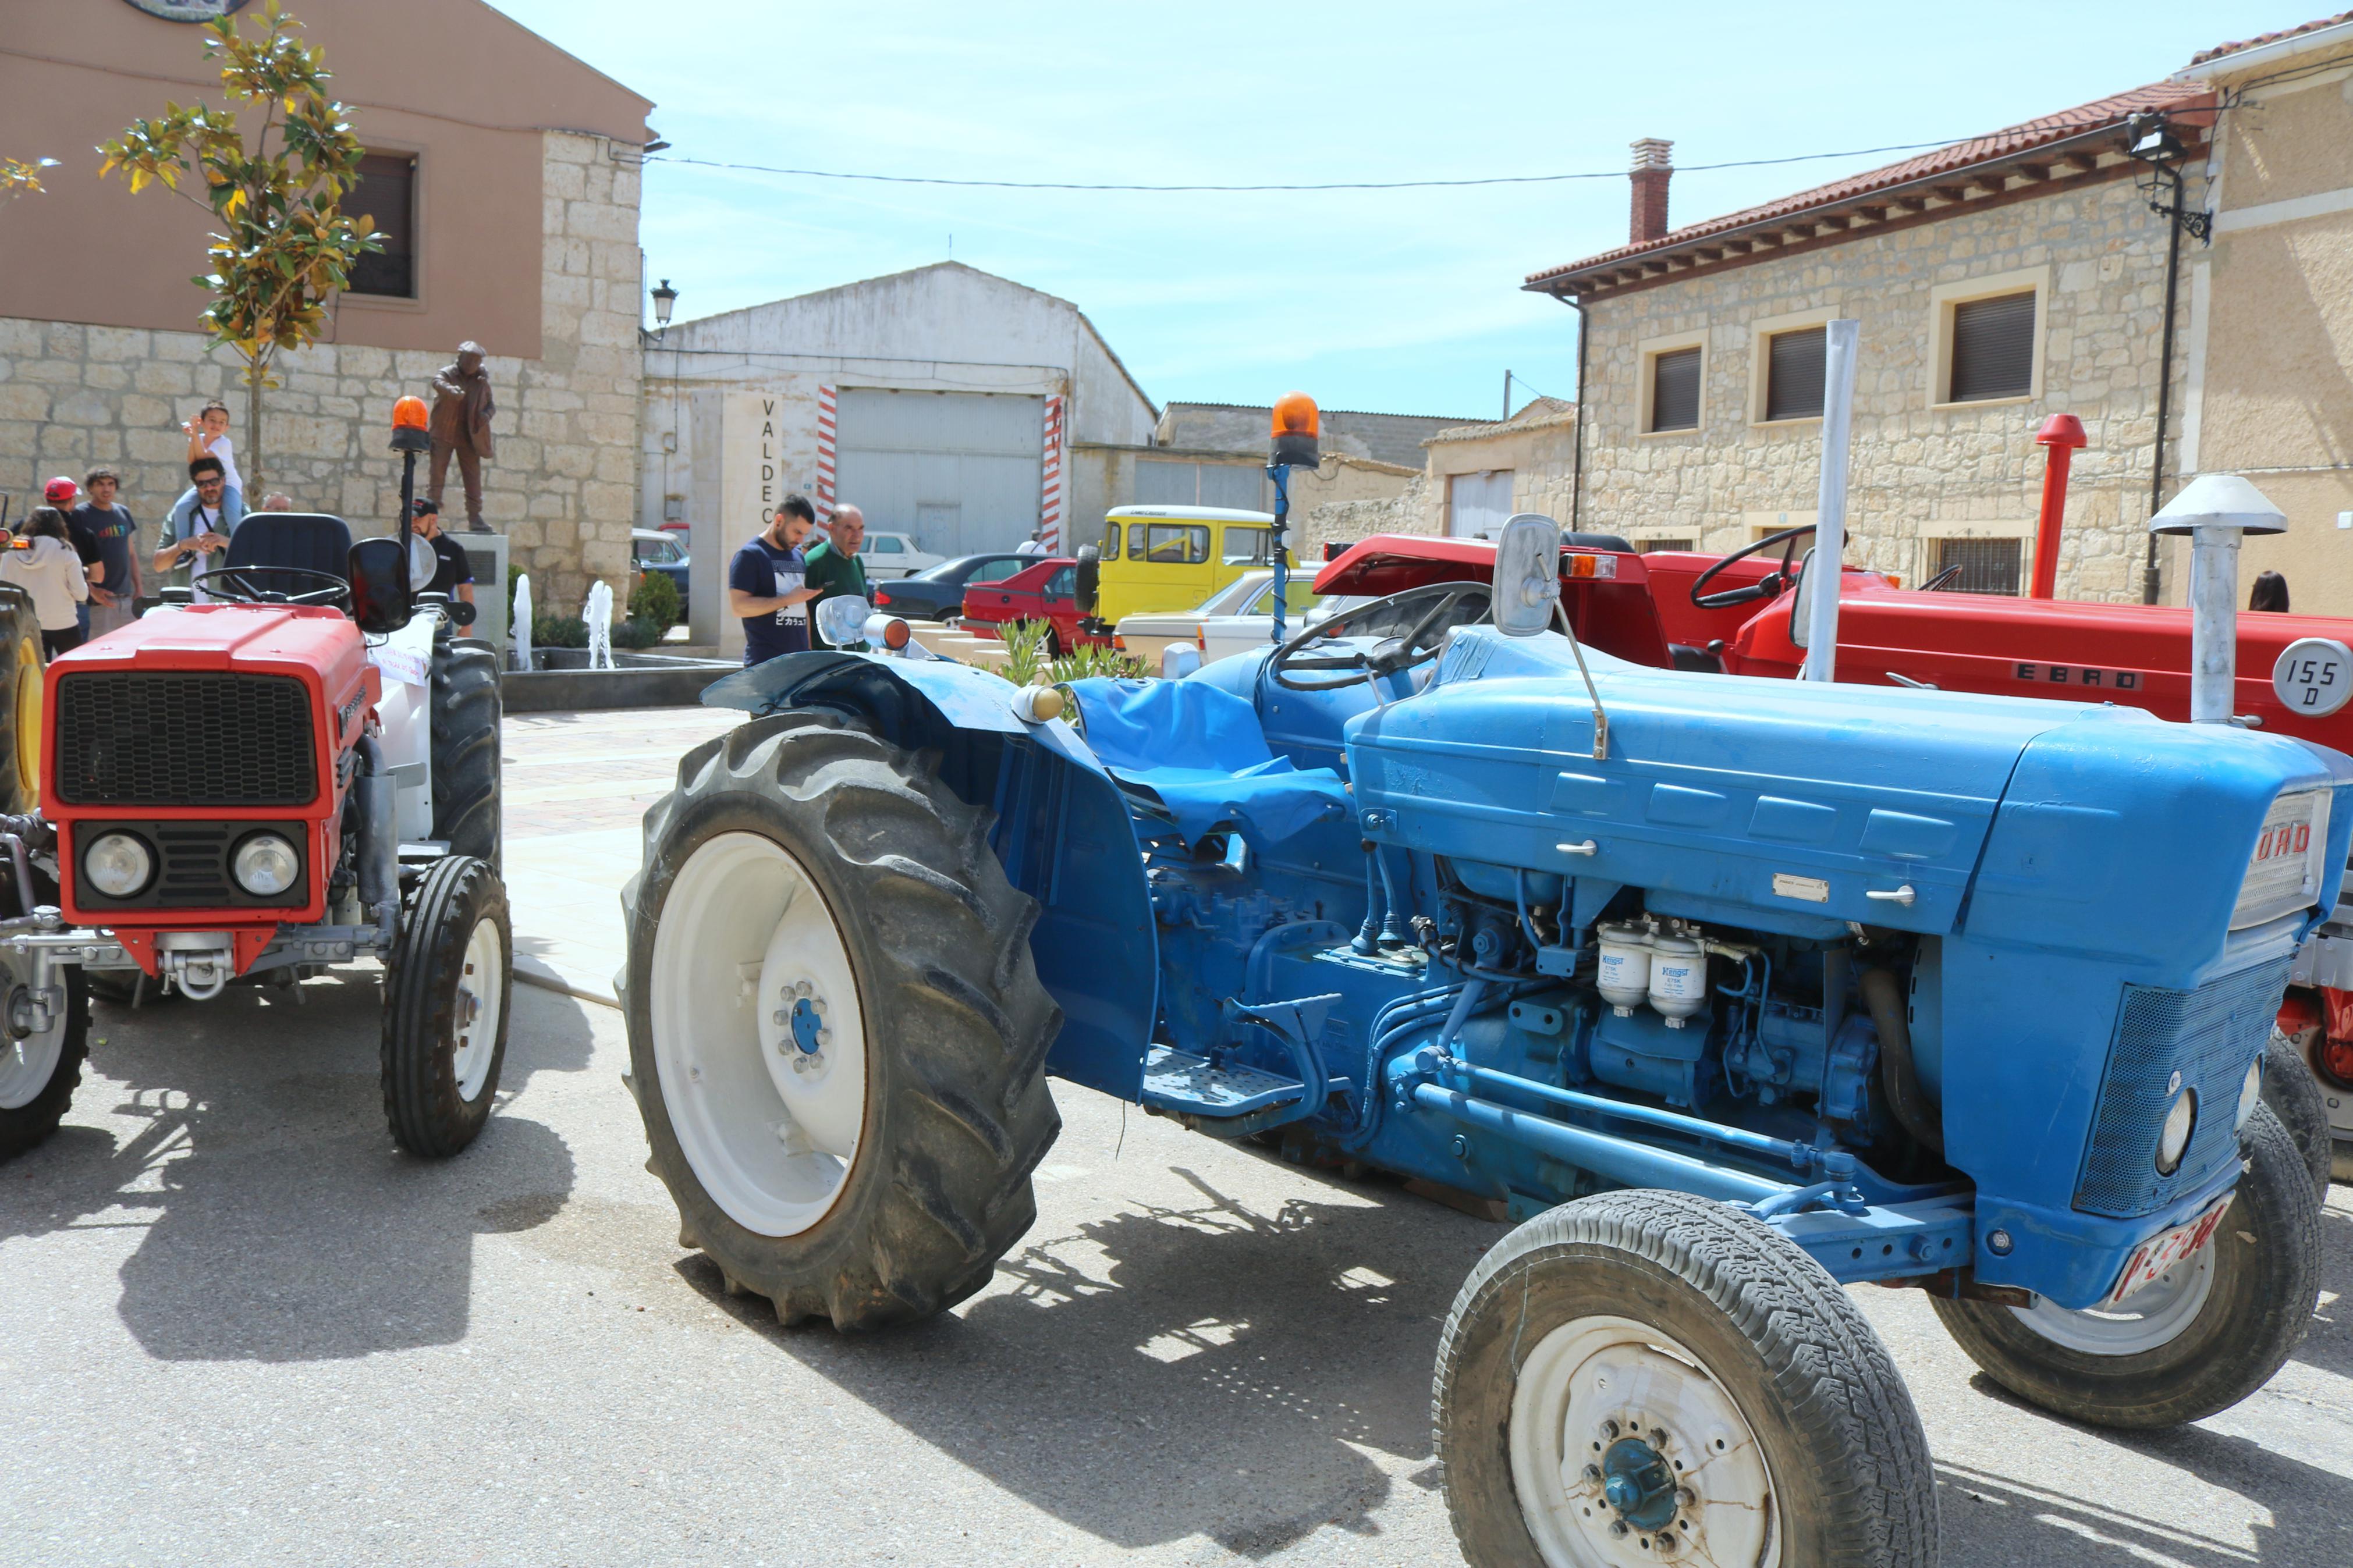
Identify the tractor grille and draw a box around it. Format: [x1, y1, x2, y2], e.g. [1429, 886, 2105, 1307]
[2073, 956, 2292, 1218]
[55, 673, 315, 806]
[69, 820, 308, 912]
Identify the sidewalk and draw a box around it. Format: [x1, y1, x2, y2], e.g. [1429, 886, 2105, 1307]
[502, 706, 744, 1006]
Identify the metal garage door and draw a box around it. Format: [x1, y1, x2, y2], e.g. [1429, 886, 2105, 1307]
[834, 389, 1044, 560]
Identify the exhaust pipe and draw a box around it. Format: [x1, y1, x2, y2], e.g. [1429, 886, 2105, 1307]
[353, 733, 399, 917]
[2028, 414, 2086, 600]
[2149, 476, 2287, 724]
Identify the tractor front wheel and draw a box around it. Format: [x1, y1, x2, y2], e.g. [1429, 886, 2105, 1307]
[622, 710, 1062, 1330]
[380, 855, 512, 1157]
[1435, 1189, 1937, 1568]
[1932, 1102, 2319, 1428]
[0, 947, 89, 1163]
[2262, 1027, 2334, 1200]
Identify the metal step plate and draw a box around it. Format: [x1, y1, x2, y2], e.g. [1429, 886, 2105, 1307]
[1140, 1046, 1305, 1118]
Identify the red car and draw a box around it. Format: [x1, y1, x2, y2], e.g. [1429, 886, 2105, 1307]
[957, 557, 1113, 653]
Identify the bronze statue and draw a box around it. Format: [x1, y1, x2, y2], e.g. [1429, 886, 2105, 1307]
[428, 341, 496, 533]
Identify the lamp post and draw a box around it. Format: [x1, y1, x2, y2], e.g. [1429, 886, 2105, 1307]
[1265, 392, 1320, 646]
[649, 278, 678, 343]
[2149, 474, 2286, 724]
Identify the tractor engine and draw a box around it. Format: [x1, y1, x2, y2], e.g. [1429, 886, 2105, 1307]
[42, 605, 378, 992]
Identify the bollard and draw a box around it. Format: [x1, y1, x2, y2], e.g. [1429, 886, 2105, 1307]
[2029, 414, 2087, 600]
[2148, 475, 2287, 724]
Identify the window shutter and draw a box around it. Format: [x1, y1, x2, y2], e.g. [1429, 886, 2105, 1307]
[1651, 347, 1701, 431]
[1949, 293, 2036, 403]
[1763, 326, 1827, 422]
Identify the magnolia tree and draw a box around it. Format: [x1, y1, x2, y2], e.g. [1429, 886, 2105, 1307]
[2, 158, 55, 201]
[100, 1, 380, 494]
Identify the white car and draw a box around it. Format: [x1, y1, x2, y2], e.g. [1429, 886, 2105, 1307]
[857, 531, 943, 580]
[1110, 571, 1278, 655]
[1113, 570, 1362, 669]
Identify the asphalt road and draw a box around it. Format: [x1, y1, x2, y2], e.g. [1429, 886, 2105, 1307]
[4, 973, 2351, 1567]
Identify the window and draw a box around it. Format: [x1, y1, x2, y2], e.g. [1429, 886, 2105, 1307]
[1933, 537, 2023, 596]
[1101, 520, 1123, 560]
[1222, 525, 1275, 565]
[1649, 347, 1701, 432]
[1947, 293, 2036, 403]
[967, 559, 1025, 584]
[1141, 524, 1209, 563]
[1046, 566, 1076, 598]
[1640, 538, 1696, 554]
[1762, 326, 1826, 422]
[1448, 471, 1515, 538]
[347, 151, 417, 298]
[868, 535, 904, 556]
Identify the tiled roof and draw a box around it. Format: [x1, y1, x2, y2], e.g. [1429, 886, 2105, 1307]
[1425, 396, 1577, 445]
[1526, 81, 2213, 289]
[2189, 11, 2353, 66]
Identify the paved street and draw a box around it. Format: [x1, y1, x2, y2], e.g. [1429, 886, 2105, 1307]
[2, 707, 2351, 1566]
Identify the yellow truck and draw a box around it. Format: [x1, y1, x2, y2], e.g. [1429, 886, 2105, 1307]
[1077, 504, 1297, 634]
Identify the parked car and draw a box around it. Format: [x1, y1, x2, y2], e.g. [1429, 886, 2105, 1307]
[1077, 505, 1296, 635]
[958, 557, 1113, 653]
[858, 530, 943, 580]
[870, 552, 1037, 621]
[1112, 569, 1351, 665]
[1109, 571, 1281, 654]
[630, 528, 689, 620]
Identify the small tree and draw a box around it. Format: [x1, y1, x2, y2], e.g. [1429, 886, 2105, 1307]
[2, 158, 55, 201]
[98, 1, 379, 494]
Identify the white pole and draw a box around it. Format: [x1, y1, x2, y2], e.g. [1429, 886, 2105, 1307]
[2187, 525, 2240, 724]
[1802, 318, 1862, 684]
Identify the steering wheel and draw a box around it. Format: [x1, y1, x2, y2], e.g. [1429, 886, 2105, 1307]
[1688, 523, 1816, 610]
[1918, 563, 1966, 593]
[194, 564, 352, 609]
[1270, 580, 1490, 691]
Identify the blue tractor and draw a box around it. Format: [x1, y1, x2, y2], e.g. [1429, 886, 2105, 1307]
[620, 515, 2342, 1567]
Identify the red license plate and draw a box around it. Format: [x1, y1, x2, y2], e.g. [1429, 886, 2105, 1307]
[2104, 1194, 2233, 1307]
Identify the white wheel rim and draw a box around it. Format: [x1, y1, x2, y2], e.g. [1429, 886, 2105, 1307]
[1509, 1314, 1779, 1567]
[2009, 1242, 2216, 1356]
[451, 912, 506, 1103]
[0, 947, 65, 1112]
[648, 831, 868, 1238]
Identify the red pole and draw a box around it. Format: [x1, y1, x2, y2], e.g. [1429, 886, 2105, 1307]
[2030, 413, 2088, 600]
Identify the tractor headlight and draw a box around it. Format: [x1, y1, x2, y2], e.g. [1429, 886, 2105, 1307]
[2156, 1089, 2197, 1176]
[83, 831, 154, 899]
[2238, 1058, 2264, 1130]
[231, 832, 299, 897]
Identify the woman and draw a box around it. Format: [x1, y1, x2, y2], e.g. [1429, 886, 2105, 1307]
[3, 507, 92, 656]
[2251, 570, 2291, 613]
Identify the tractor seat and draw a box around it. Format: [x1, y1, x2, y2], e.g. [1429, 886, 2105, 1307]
[1065, 676, 1351, 848]
[226, 511, 354, 579]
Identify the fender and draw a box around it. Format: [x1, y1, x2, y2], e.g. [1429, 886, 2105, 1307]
[701, 652, 1157, 1099]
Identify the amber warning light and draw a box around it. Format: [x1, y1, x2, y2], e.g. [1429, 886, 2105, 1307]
[390, 395, 432, 453]
[1270, 391, 1320, 467]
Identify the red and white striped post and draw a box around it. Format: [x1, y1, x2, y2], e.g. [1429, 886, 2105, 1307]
[815, 384, 837, 521]
[1039, 393, 1066, 552]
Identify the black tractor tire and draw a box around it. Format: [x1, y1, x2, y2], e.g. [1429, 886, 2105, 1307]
[430, 634, 502, 871]
[380, 854, 512, 1158]
[1435, 1189, 1937, 1568]
[2264, 1027, 2336, 1199]
[0, 588, 44, 816]
[1932, 1102, 2319, 1429]
[622, 710, 1063, 1331]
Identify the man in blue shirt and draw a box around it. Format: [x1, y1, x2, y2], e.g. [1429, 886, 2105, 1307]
[153, 456, 244, 602]
[728, 493, 821, 664]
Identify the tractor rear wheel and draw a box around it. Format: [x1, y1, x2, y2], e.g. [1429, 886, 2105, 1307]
[1435, 1190, 1937, 1568]
[1932, 1103, 2319, 1428]
[430, 634, 502, 870]
[0, 589, 43, 816]
[622, 710, 1062, 1330]
[380, 854, 511, 1157]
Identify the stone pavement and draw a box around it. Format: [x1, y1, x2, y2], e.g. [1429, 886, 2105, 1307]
[502, 706, 743, 1006]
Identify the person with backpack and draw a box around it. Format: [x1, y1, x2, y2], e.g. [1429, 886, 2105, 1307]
[3, 507, 91, 656]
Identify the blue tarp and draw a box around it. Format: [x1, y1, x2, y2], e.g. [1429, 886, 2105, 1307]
[1069, 676, 1350, 847]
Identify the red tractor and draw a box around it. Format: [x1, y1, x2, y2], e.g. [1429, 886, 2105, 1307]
[0, 422, 510, 1164]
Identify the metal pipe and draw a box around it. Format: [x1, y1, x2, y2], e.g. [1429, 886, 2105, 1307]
[1801, 319, 1862, 683]
[1567, 298, 1589, 535]
[353, 733, 399, 917]
[1407, 1082, 1788, 1206]
[1351, 844, 1385, 956]
[2029, 414, 2087, 600]
[1861, 966, 1943, 1152]
[2144, 163, 2189, 605]
[1444, 1059, 1816, 1170]
[2187, 525, 2240, 723]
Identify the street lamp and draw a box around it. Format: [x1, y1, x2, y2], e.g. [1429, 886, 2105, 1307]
[649, 278, 678, 342]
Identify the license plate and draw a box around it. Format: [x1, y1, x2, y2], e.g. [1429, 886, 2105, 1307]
[2105, 1194, 2234, 1308]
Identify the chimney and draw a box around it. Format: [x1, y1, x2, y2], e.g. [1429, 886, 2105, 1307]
[1629, 138, 1674, 244]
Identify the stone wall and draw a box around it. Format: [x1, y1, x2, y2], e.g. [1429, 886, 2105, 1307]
[1574, 168, 2204, 600]
[0, 130, 641, 613]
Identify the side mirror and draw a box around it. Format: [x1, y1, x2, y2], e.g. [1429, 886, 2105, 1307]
[348, 536, 414, 634]
[814, 593, 872, 648]
[1493, 513, 1563, 638]
[1787, 547, 1820, 649]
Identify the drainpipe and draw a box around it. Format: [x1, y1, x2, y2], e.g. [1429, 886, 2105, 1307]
[2142, 163, 2190, 605]
[2149, 475, 2286, 724]
[1567, 294, 1589, 534]
[2029, 414, 2087, 599]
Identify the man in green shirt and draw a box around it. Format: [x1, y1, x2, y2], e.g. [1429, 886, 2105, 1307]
[804, 503, 871, 648]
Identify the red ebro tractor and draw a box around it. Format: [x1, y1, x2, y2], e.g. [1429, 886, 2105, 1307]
[0, 403, 510, 1163]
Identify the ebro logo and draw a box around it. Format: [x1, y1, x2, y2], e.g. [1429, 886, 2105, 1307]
[2255, 820, 2313, 865]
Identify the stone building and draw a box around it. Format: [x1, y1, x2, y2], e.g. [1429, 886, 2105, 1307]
[2178, 16, 2353, 609]
[1523, 84, 2218, 602]
[0, 0, 655, 611]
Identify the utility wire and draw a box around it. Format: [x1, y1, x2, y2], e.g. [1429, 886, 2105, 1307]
[648, 137, 1978, 194]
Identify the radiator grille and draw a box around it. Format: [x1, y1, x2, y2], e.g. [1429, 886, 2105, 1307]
[56, 673, 315, 806]
[2074, 957, 2291, 1218]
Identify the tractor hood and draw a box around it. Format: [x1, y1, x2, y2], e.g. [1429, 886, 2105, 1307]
[1346, 627, 2353, 971]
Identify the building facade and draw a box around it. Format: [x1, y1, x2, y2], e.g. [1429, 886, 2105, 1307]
[0, 0, 654, 609]
[1525, 86, 2217, 602]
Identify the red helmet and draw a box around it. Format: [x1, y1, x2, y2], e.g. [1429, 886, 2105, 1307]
[43, 477, 77, 504]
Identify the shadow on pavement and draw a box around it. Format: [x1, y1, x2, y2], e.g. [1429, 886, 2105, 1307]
[0, 966, 594, 1361]
[685, 1162, 1488, 1558]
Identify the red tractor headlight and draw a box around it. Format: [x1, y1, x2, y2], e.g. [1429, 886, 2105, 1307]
[83, 831, 155, 899]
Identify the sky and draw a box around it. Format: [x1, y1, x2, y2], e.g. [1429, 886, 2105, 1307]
[487, 0, 2309, 421]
